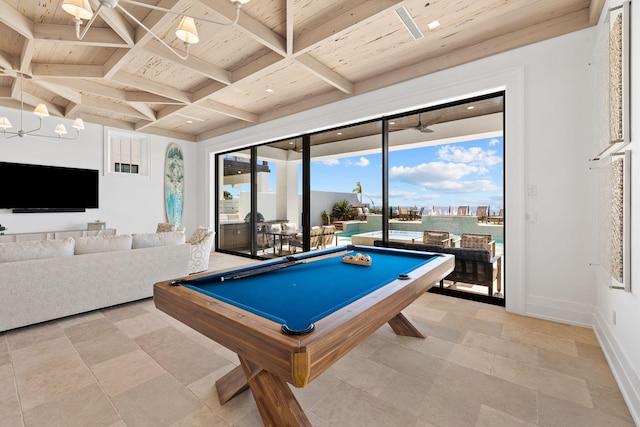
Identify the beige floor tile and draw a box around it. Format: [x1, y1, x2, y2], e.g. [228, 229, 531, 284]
[62, 318, 120, 345]
[440, 312, 504, 338]
[73, 330, 140, 367]
[55, 310, 105, 329]
[0, 363, 22, 426]
[462, 330, 539, 365]
[537, 391, 635, 427]
[328, 353, 397, 396]
[111, 374, 201, 427]
[422, 362, 538, 425]
[171, 405, 231, 427]
[587, 381, 635, 423]
[135, 327, 231, 385]
[369, 341, 445, 380]
[0, 336, 10, 367]
[500, 323, 579, 357]
[447, 342, 495, 374]
[5, 322, 64, 351]
[492, 355, 592, 407]
[101, 302, 150, 323]
[475, 404, 538, 427]
[115, 312, 170, 338]
[90, 349, 165, 397]
[15, 353, 95, 411]
[10, 336, 76, 375]
[311, 381, 418, 427]
[537, 347, 618, 388]
[22, 383, 121, 427]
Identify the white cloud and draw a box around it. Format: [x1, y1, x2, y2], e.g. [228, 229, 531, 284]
[422, 179, 498, 193]
[438, 146, 502, 167]
[390, 161, 485, 184]
[344, 157, 370, 167]
[320, 158, 340, 166]
[488, 138, 501, 146]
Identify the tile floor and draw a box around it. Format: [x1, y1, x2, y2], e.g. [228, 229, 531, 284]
[0, 253, 635, 426]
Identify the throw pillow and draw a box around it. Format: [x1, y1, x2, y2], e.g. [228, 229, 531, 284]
[0, 238, 75, 263]
[156, 222, 177, 233]
[132, 231, 185, 249]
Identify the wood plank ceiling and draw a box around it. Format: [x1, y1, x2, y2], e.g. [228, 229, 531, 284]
[0, 0, 603, 142]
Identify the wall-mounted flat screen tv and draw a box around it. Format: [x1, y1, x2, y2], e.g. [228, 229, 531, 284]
[0, 162, 99, 212]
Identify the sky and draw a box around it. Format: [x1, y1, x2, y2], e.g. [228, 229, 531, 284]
[310, 136, 504, 214]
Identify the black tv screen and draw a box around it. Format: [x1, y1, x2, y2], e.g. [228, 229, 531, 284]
[0, 162, 99, 212]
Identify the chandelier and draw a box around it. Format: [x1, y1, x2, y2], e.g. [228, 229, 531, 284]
[61, 0, 250, 60]
[0, 73, 84, 141]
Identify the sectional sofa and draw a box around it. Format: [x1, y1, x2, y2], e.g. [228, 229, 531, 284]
[0, 231, 190, 331]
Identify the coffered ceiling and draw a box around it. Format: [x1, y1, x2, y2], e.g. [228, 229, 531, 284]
[0, 0, 603, 142]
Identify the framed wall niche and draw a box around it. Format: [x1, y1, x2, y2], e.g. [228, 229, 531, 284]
[103, 128, 150, 178]
[608, 1, 630, 148]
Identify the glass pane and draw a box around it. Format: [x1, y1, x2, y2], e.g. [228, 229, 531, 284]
[218, 149, 252, 254]
[256, 139, 301, 257]
[309, 121, 383, 250]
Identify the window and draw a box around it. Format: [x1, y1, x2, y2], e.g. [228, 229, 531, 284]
[104, 129, 149, 177]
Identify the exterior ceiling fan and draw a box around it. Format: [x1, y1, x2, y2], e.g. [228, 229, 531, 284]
[413, 114, 435, 133]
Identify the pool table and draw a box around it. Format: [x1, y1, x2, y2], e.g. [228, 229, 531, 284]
[154, 244, 453, 426]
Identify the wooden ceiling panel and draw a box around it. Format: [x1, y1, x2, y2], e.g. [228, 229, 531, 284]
[0, 0, 601, 141]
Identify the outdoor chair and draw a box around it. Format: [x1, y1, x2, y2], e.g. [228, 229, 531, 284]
[398, 207, 411, 220]
[289, 227, 323, 253]
[423, 230, 453, 247]
[488, 209, 504, 224]
[460, 233, 496, 257]
[456, 206, 469, 216]
[321, 225, 336, 248]
[475, 206, 489, 223]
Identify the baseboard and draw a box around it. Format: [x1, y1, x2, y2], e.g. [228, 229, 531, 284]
[524, 294, 594, 327]
[593, 308, 640, 426]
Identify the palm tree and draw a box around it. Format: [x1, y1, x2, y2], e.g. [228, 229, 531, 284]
[352, 181, 363, 204]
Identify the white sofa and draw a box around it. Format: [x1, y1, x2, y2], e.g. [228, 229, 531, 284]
[0, 232, 190, 332]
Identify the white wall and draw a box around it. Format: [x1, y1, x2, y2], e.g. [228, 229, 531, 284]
[0, 112, 197, 236]
[591, 1, 640, 423]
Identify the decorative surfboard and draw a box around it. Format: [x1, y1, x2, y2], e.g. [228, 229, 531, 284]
[164, 143, 184, 226]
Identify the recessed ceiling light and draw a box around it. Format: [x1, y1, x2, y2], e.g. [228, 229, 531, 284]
[427, 20, 440, 31]
[266, 88, 274, 93]
[389, 121, 396, 125]
[467, 106, 475, 110]
[337, 132, 342, 135]
[186, 120, 193, 124]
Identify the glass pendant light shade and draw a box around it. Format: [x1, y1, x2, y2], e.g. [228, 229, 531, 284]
[176, 16, 199, 44]
[62, 0, 93, 20]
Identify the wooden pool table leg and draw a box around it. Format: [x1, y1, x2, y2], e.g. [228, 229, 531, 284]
[387, 312, 425, 338]
[239, 357, 312, 427]
[215, 364, 249, 404]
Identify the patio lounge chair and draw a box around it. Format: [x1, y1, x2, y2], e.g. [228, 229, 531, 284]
[423, 230, 453, 247]
[488, 209, 504, 224]
[321, 225, 336, 248]
[456, 206, 469, 216]
[475, 206, 489, 223]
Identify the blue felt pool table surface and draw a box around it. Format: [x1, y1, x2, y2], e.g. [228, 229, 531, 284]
[179, 245, 439, 334]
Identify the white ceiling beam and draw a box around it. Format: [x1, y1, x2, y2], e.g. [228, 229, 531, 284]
[125, 92, 184, 104]
[0, 0, 34, 39]
[79, 96, 155, 120]
[32, 64, 104, 78]
[95, 3, 136, 45]
[198, 0, 286, 56]
[294, 1, 403, 54]
[111, 71, 192, 104]
[32, 80, 83, 105]
[128, 102, 157, 120]
[201, 99, 258, 122]
[286, 0, 294, 56]
[35, 24, 128, 47]
[589, 0, 606, 24]
[43, 78, 125, 101]
[295, 54, 354, 94]
[19, 40, 35, 75]
[144, 40, 232, 84]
